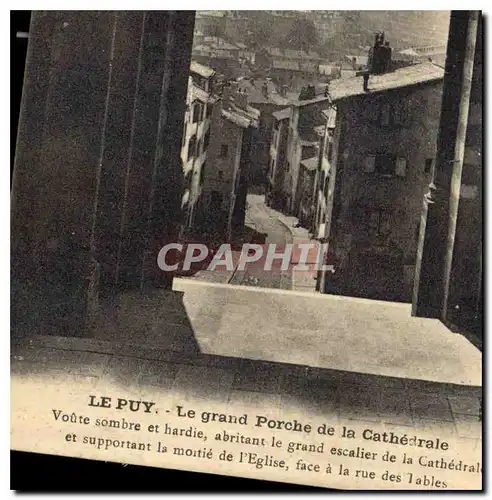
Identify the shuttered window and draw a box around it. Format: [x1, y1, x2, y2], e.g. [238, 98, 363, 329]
[395, 157, 407, 177]
[363, 155, 376, 173]
[364, 154, 407, 177]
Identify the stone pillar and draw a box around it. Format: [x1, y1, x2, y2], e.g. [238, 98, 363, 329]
[11, 11, 195, 338]
[412, 11, 480, 321]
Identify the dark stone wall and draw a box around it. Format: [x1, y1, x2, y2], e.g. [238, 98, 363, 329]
[445, 16, 482, 334]
[413, 11, 481, 332]
[11, 11, 195, 338]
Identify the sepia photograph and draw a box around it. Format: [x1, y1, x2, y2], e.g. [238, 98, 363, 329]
[10, 8, 482, 491]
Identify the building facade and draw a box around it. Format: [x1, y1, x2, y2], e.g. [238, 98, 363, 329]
[180, 62, 218, 240]
[198, 83, 259, 242]
[317, 62, 445, 302]
[236, 78, 290, 187]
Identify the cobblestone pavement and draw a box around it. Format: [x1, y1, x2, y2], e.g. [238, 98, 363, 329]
[232, 194, 293, 290]
[248, 194, 320, 293]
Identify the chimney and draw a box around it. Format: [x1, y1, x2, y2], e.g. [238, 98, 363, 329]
[369, 31, 392, 74]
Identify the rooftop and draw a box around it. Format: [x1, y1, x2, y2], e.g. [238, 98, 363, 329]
[202, 36, 239, 51]
[294, 62, 445, 107]
[300, 156, 319, 171]
[191, 84, 218, 104]
[190, 60, 215, 78]
[272, 107, 291, 121]
[222, 103, 260, 129]
[236, 79, 290, 106]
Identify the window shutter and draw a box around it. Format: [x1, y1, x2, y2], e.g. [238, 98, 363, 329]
[392, 102, 401, 125]
[363, 155, 376, 173]
[380, 212, 392, 236]
[366, 102, 379, 122]
[380, 104, 390, 126]
[368, 211, 379, 233]
[396, 157, 407, 177]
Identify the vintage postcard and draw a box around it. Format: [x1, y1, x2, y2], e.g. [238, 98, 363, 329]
[11, 9, 482, 490]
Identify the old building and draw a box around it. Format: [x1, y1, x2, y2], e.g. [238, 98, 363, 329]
[191, 36, 244, 79]
[266, 107, 291, 211]
[312, 108, 337, 239]
[236, 78, 290, 187]
[286, 95, 333, 219]
[197, 82, 260, 242]
[193, 11, 227, 42]
[180, 61, 218, 240]
[315, 60, 445, 302]
[267, 84, 335, 219]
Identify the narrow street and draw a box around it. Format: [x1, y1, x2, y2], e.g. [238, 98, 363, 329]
[230, 193, 293, 289]
[183, 193, 320, 292]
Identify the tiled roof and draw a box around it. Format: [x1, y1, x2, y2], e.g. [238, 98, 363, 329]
[236, 79, 290, 106]
[203, 37, 239, 51]
[300, 156, 319, 171]
[294, 62, 445, 107]
[272, 59, 300, 71]
[190, 61, 215, 78]
[191, 85, 218, 104]
[272, 107, 291, 121]
[222, 104, 259, 129]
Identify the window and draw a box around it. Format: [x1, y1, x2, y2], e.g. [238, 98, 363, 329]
[199, 161, 206, 186]
[363, 154, 406, 177]
[327, 142, 333, 163]
[204, 129, 211, 151]
[218, 170, 223, 181]
[395, 157, 407, 177]
[187, 135, 196, 161]
[392, 102, 402, 125]
[181, 124, 187, 149]
[376, 155, 394, 176]
[367, 210, 392, 238]
[363, 155, 376, 173]
[371, 101, 404, 126]
[379, 103, 391, 126]
[206, 104, 213, 118]
[302, 145, 316, 160]
[424, 158, 434, 174]
[269, 159, 275, 177]
[219, 144, 229, 158]
[192, 103, 202, 123]
[323, 174, 329, 199]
